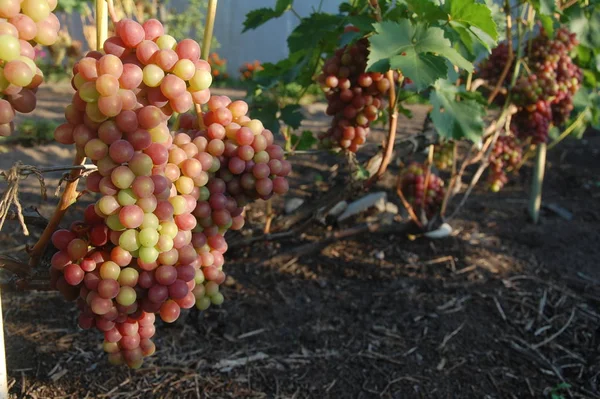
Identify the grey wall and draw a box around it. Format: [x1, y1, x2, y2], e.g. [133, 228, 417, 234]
[58, 0, 343, 74]
[212, 0, 340, 73]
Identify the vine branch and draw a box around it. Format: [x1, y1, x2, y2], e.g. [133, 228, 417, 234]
[28, 0, 111, 266]
[487, 0, 514, 105]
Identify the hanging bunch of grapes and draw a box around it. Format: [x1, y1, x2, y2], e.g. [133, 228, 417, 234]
[433, 142, 454, 171]
[480, 27, 582, 144]
[477, 42, 513, 103]
[398, 163, 445, 219]
[0, 0, 61, 136]
[511, 27, 582, 143]
[487, 135, 523, 192]
[50, 18, 290, 369]
[317, 32, 396, 152]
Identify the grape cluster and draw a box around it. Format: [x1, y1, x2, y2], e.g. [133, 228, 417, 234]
[487, 135, 522, 192]
[481, 27, 582, 144]
[317, 37, 392, 152]
[0, 0, 61, 136]
[398, 163, 445, 218]
[477, 42, 513, 98]
[433, 142, 454, 171]
[50, 19, 289, 368]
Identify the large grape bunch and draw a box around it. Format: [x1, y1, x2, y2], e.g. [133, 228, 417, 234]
[480, 27, 582, 144]
[511, 27, 582, 143]
[398, 163, 445, 218]
[477, 42, 513, 102]
[487, 135, 522, 192]
[49, 18, 290, 369]
[0, 0, 61, 136]
[317, 35, 393, 152]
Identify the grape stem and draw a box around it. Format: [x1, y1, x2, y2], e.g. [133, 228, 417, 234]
[487, 0, 515, 105]
[29, 0, 109, 268]
[395, 175, 423, 229]
[28, 154, 87, 267]
[18, 164, 97, 176]
[365, 0, 398, 187]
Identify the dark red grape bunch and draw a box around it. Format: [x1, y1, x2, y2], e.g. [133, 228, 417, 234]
[398, 162, 445, 218]
[433, 142, 454, 171]
[316, 35, 395, 152]
[487, 135, 523, 192]
[511, 27, 581, 143]
[477, 42, 513, 102]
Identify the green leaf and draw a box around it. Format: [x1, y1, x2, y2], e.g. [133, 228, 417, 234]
[447, 0, 498, 41]
[539, 14, 555, 38]
[243, 8, 280, 32]
[290, 130, 317, 151]
[529, 0, 557, 16]
[288, 13, 344, 53]
[367, 21, 473, 90]
[275, 0, 293, 13]
[280, 104, 304, 129]
[354, 165, 370, 181]
[347, 15, 376, 33]
[405, 0, 447, 22]
[393, 53, 449, 91]
[429, 79, 485, 141]
[249, 102, 280, 133]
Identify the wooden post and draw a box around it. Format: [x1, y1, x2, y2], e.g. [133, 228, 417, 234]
[528, 143, 546, 223]
[201, 0, 218, 60]
[96, 0, 109, 50]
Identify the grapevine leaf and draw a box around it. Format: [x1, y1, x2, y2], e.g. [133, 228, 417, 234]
[253, 51, 306, 87]
[450, 23, 476, 54]
[339, 31, 363, 47]
[405, 0, 447, 22]
[539, 14, 555, 38]
[429, 79, 485, 141]
[290, 131, 317, 151]
[288, 13, 345, 53]
[391, 53, 449, 91]
[566, 6, 600, 49]
[347, 15, 376, 33]
[249, 102, 280, 133]
[383, 2, 410, 21]
[354, 165, 370, 181]
[243, 8, 281, 32]
[280, 104, 304, 129]
[275, 0, 293, 13]
[529, 0, 557, 16]
[446, 0, 498, 41]
[367, 21, 473, 90]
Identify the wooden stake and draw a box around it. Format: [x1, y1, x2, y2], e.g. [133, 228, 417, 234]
[528, 143, 546, 223]
[201, 0, 218, 61]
